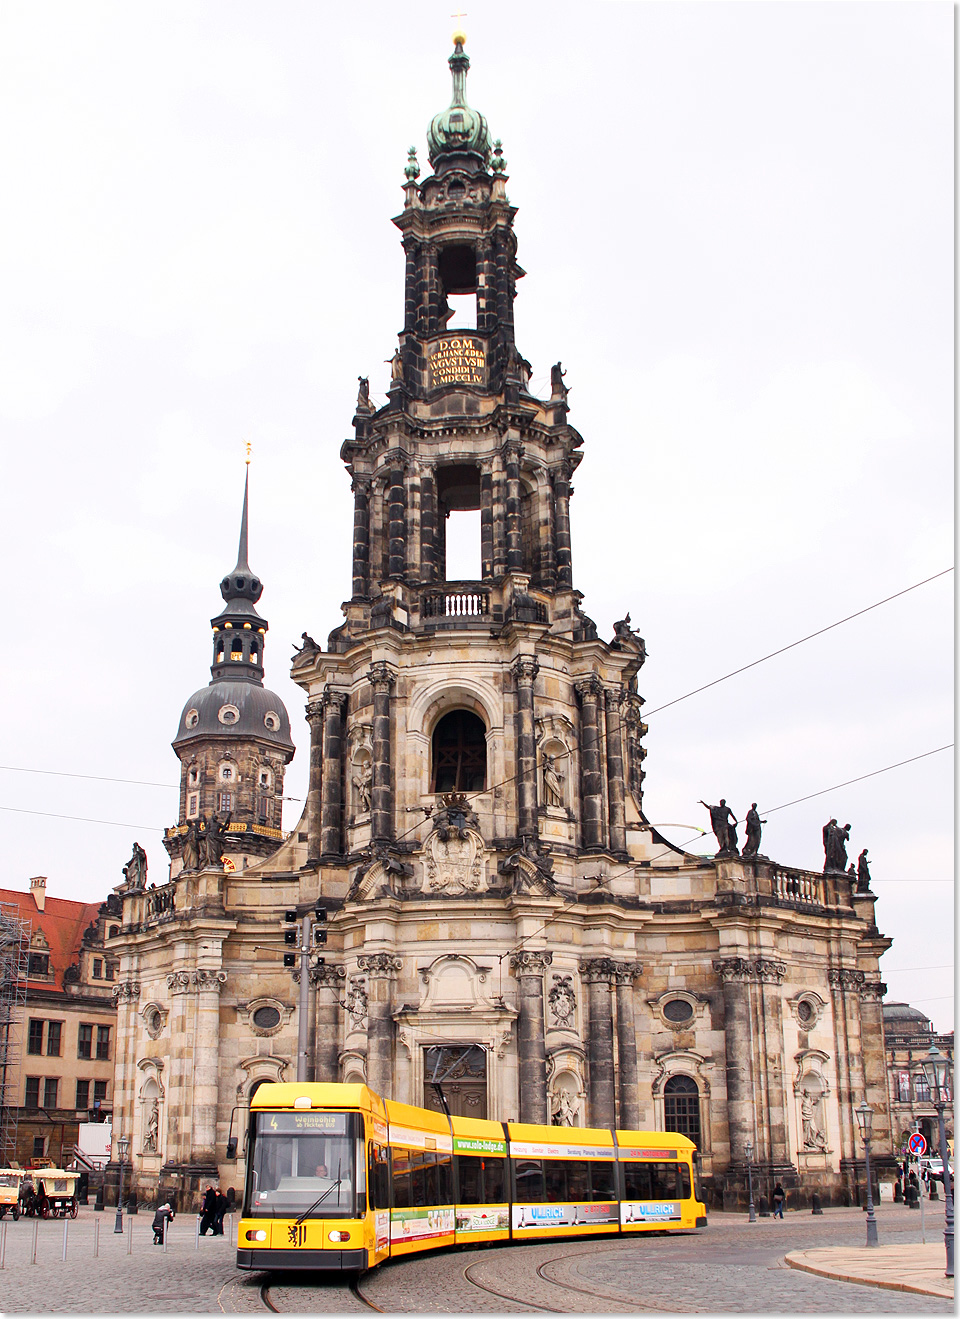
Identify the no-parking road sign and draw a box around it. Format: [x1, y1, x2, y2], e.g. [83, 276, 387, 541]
[908, 1131, 927, 1157]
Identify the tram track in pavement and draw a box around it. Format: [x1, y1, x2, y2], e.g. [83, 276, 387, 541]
[260, 1273, 384, 1313]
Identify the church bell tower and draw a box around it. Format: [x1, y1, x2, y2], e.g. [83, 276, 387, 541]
[291, 32, 650, 1124]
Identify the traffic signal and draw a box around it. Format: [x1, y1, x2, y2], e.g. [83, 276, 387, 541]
[313, 926, 327, 946]
[314, 905, 327, 922]
[283, 952, 296, 968]
[284, 929, 297, 945]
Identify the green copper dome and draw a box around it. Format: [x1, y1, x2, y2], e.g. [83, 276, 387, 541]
[427, 40, 491, 168]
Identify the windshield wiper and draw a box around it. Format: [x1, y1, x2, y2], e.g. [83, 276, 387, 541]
[295, 1159, 343, 1225]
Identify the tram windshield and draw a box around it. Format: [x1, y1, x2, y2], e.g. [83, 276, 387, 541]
[245, 1111, 360, 1218]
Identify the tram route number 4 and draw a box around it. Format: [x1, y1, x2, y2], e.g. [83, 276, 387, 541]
[908, 1132, 927, 1157]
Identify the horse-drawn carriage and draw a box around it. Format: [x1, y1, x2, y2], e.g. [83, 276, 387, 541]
[0, 1170, 22, 1219]
[19, 1170, 80, 1218]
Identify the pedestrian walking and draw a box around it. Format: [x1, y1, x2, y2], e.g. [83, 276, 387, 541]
[772, 1183, 785, 1219]
[213, 1188, 228, 1236]
[152, 1202, 174, 1245]
[199, 1184, 217, 1236]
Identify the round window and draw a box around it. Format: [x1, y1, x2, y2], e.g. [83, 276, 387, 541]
[218, 705, 240, 725]
[663, 998, 694, 1024]
[253, 1005, 281, 1031]
[185, 709, 199, 729]
[148, 1009, 163, 1034]
[797, 1000, 814, 1026]
[264, 711, 280, 731]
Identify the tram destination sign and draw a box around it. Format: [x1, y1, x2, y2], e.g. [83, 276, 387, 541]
[428, 336, 486, 389]
[261, 1112, 348, 1134]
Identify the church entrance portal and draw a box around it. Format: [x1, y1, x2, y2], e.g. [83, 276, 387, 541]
[422, 1045, 487, 1118]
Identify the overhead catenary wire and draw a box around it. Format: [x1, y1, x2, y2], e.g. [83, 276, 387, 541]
[642, 567, 953, 718]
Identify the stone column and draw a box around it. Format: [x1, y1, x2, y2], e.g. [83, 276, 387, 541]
[402, 235, 418, 333]
[858, 978, 892, 1153]
[512, 655, 540, 840]
[351, 479, 370, 599]
[554, 461, 573, 589]
[614, 962, 642, 1129]
[305, 700, 324, 866]
[537, 470, 556, 590]
[190, 968, 226, 1163]
[713, 957, 758, 1160]
[755, 959, 788, 1163]
[406, 465, 421, 581]
[420, 467, 439, 584]
[604, 687, 627, 856]
[357, 954, 401, 1099]
[491, 454, 508, 577]
[320, 687, 348, 857]
[369, 663, 396, 842]
[480, 462, 494, 580]
[581, 958, 617, 1129]
[504, 442, 524, 572]
[423, 244, 441, 336]
[387, 464, 406, 580]
[476, 239, 494, 334]
[312, 964, 346, 1083]
[829, 967, 867, 1168]
[621, 694, 648, 805]
[576, 678, 604, 850]
[111, 978, 141, 1185]
[511, 951, 552, 1124]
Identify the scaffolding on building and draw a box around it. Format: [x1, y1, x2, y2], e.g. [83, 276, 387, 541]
[0, 902, 31, 1163]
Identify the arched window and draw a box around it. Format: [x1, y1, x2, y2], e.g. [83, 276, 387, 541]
[431, 710, 486, 793]
[664, 1074, 701, 1148]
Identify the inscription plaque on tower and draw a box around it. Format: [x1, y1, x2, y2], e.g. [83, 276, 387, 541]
[428, 336, 486, 389]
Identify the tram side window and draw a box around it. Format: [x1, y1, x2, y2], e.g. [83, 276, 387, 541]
[623, 1162, 651, 1201]
[649, 1162, 681, 1200]
[436, 1152, 453, 1205]
[589, 1161, 617, 1201]
[392, 1151, 412, 1208]
[544, 1160, 568, 1202]
[458, 1155, 506, 1204]
[484, 1158, 506, 1203]
[368, 1144, 389, 1210]
[411, 1150, 438, 1207]
[679, 1164, 692, 1199]
[514, 1158, 545, 1202]
[624, 1161, 686, 1200]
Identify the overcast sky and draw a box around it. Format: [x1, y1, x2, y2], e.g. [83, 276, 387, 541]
[1, 2, 952, 1031]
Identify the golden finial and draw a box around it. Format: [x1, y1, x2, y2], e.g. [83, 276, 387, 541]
[451, 8, 467, 46]
[245, 440, 252, 466]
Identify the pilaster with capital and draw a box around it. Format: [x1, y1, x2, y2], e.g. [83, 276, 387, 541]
[312, 964, 347, 1082]
[576, 678, 604, 850]
[305, 700, 325, 866]
[512, 655, 540, 839]
[613, 962, 642, 1129]
[504, 442, 524, 571]
[351, 478, 371, 598]
[828, 967, 869, 1163]
[581, 957, 617, 1128]
[553, 460, 573, 588]
[713, 956, 760, 1160]
[603, 686, 627, 855]
[192, 967, 227, 1162]
[368, 664, 396, 842]
[511, 950, 552, 1123]
[321, 686, 348, 856]
[357, 953, 401, 1098]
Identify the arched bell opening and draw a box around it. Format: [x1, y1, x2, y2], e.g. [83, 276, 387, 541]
[431, 709, 487, 793]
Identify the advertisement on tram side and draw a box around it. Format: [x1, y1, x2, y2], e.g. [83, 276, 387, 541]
[512, 1202, 619, 1230]
[390, 1206, 455, 1241]
[375, 1210, 390, 1250]
[455, 1205, 510, 1233]
[621, 1201, 682, 1223]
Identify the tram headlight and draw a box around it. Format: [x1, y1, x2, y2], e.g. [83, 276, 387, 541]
[245, 1229, 267, 1242]
[328, 1229, 351, 1242]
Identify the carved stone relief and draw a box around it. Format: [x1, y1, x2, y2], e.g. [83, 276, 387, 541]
[424, 827, 485, 895]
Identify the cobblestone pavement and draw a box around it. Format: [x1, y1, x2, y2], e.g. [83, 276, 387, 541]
[2, 1202, 955, 1314]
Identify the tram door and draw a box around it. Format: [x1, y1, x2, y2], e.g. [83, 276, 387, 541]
[423, 1046, 487, 1118]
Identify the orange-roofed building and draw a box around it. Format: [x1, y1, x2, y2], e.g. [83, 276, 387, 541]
[1, 877, 119, 1168]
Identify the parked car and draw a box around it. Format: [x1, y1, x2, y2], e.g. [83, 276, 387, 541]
[919, 1157, 952, 1185]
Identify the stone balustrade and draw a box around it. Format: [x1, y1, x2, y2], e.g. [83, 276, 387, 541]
[421, 583, 491, 619]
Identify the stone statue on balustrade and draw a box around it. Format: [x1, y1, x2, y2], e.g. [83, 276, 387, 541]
[856, 848, 872, 892]
[822, 819, 851, 873]
[181, 820, 201, 872]
[700, 800, 739, 856]
[203, 813, 231, 869]
[122, 841, 148, 891]
[742, 803, 766, 858]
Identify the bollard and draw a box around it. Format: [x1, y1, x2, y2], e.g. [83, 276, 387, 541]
[93, 1216, 100, 1258]
[127, 1216, 133, 1254]
[162, 1218, 168, 1254]
[31, 1219, 38, 1265]
[811, 1192, 823, 1215]
[0, 1218, 6, 1270]
[94, 1185, 104, 1212]
[62, 1218, 69, 1261]
[929, 1180, 940, 1201]
[195, 1214, 200, 1251]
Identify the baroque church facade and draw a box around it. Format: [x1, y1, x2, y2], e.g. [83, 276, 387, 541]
[108, 38, 894, 1210]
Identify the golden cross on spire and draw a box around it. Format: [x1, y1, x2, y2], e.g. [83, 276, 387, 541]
[451, 9, 467, 44]
[245, 439, 252, 466]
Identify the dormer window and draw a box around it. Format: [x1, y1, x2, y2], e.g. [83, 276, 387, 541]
[185, 709, 199, 729]
[218, 705, 239, 725]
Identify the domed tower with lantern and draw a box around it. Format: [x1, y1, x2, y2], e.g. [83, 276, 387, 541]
[163, 462, 295, 874]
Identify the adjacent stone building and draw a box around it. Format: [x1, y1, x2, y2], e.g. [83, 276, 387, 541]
[107, 36, 895, 1211]
[1, 878, 117, 1167]
[883, 1002, 954, 1159]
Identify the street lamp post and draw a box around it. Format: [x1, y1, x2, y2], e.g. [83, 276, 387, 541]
[745, 1140, 757, 1223]
[113, 1135, 129, 1235]
[921, 1045, 954, 1279]
[854, 1101, 879, 1247]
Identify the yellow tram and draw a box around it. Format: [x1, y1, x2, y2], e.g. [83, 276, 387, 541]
[237, 1083, 706, 1273]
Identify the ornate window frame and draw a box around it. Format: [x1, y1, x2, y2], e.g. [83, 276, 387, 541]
[647, 990, 707, 1031]
[237, 997, 292, 1038]
[651, 1049, 713, 1163]
[787, 990, 827, 1031]
[140, 1001, 168, 1040]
